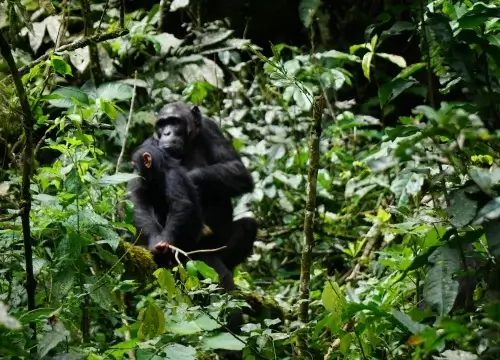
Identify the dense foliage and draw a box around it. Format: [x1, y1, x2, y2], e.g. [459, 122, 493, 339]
[2, 0, 500, 359]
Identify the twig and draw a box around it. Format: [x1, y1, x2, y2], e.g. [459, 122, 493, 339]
[0, 30, 37, 343]
[166, 244, 227, 265]
[115, 71, 137, 173]
[4, 29, 128, 81]
[297, 95, 324, 356]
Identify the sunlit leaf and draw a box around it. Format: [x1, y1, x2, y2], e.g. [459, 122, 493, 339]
[362, 52, 373, 80]
[376, 53, 407, 68]
[138, 302, 166, 339]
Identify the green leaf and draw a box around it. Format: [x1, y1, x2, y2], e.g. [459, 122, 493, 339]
[168, 320, 203, 335]
[390, 172, 425, 207]
[138, 302, 166, 339]
[164, 344, 197, 360]
[362, 52, 373, 80]
[202, 332, 248, 351]
[48, 87, 90, 108]
[381, 21, 415, 36]
[101, 99, 118, 120]
[298, 0, 321, 28]
[321, 280, 345, 313]
[423, 246, 460, 316]
[473, 197, 500, 225]
[97, 82, 134, 101]
[38, 322, 69, 358]
[194, 314, 221, 331]
[395, 62, 426, 79]
[376, 53, 407, 68]
[391, 309, 428, 334]
[458, 2, 500, 29]
[192, 260, 219, 282]
[447, 186, 479, 228]
[97, 226, 120, 250]
[105, 340, 138, 359]
[154, 268, 177, 297]
[85, 276, 116, 311]
[469, 167, 500, 196]
[0, 337, 29, 357]
[51, 56, 72, 76]
[95, 173, 140, 186]
[316, 50, 359, 62]
[378, 78, 417, 106]
[484, 220, 500, 259]
[18, 308, 57, 325]
[51, 266, 75, 301]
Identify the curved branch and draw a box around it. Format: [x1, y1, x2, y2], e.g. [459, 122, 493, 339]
[4, 29, 128, 81]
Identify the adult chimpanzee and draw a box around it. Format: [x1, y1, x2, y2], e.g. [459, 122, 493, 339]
[137, 102, 257, 291]
[128, 142, 212, 268]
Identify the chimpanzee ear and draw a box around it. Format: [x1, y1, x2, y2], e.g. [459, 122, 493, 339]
[191, 106, 202, 127]
[142, 152, 153, 169]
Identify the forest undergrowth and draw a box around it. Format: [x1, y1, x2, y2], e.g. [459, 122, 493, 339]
[2, 0, 500, 359]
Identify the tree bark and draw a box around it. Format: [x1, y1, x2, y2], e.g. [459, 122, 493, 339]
[297, 95, 324, 356]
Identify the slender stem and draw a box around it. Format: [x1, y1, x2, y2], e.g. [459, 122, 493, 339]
[116, 71, 138, 173]
[297, 95, 324, 355]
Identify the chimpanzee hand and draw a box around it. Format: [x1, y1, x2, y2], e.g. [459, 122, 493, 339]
[148, 235, 171, 254]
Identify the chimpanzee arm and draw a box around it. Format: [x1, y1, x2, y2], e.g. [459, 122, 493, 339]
[188, 118, 254, 198]
[128, 179, 163, 251]
[159, 170, 203, 250]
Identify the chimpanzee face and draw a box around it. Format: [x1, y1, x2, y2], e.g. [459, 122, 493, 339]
[155, 103, 202, 158]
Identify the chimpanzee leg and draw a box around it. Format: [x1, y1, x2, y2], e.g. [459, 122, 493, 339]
[222, 217, 258, 271]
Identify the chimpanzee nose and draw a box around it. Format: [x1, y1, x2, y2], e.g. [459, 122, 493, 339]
[163, 130, 171, 136]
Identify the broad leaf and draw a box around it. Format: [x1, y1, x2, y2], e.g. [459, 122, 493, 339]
[390, 172, 425, 207]
[202, 332, 248, 351]
[48, 87, 90, 108]
[473, 197, 500, 225]
[138, 302, 166, 339]
[447, 187, 478, 228]
[97, 82, 134, 101]
[423, 246, 460, 316]
[164, 344, 196, 360]
[391, 309, 428, 334]
[458, 2, 500, 29]
[376, 53, 407, 68]
[484, 219, 500, 259]
[378, 78, 417, 106]
[321, 280, 345, 313]
[96, 173, 139, 186]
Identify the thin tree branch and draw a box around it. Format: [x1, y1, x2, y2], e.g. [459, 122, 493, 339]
[115, 71, 137, 173]
[4, 29, 128, 81]
[80, 0, 102, 85]
[297, 95, 324, 356]
[0, 30, 37, 343]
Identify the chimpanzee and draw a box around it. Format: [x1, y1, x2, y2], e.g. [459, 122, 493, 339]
[128, 141, 212, 267]
[135, 102, 257, 291]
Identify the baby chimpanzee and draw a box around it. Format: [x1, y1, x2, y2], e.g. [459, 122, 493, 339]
[128, 141, 211, 266]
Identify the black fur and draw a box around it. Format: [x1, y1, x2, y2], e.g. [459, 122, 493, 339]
[130, 102, 258, 292]
[128, 142, 206, 266]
